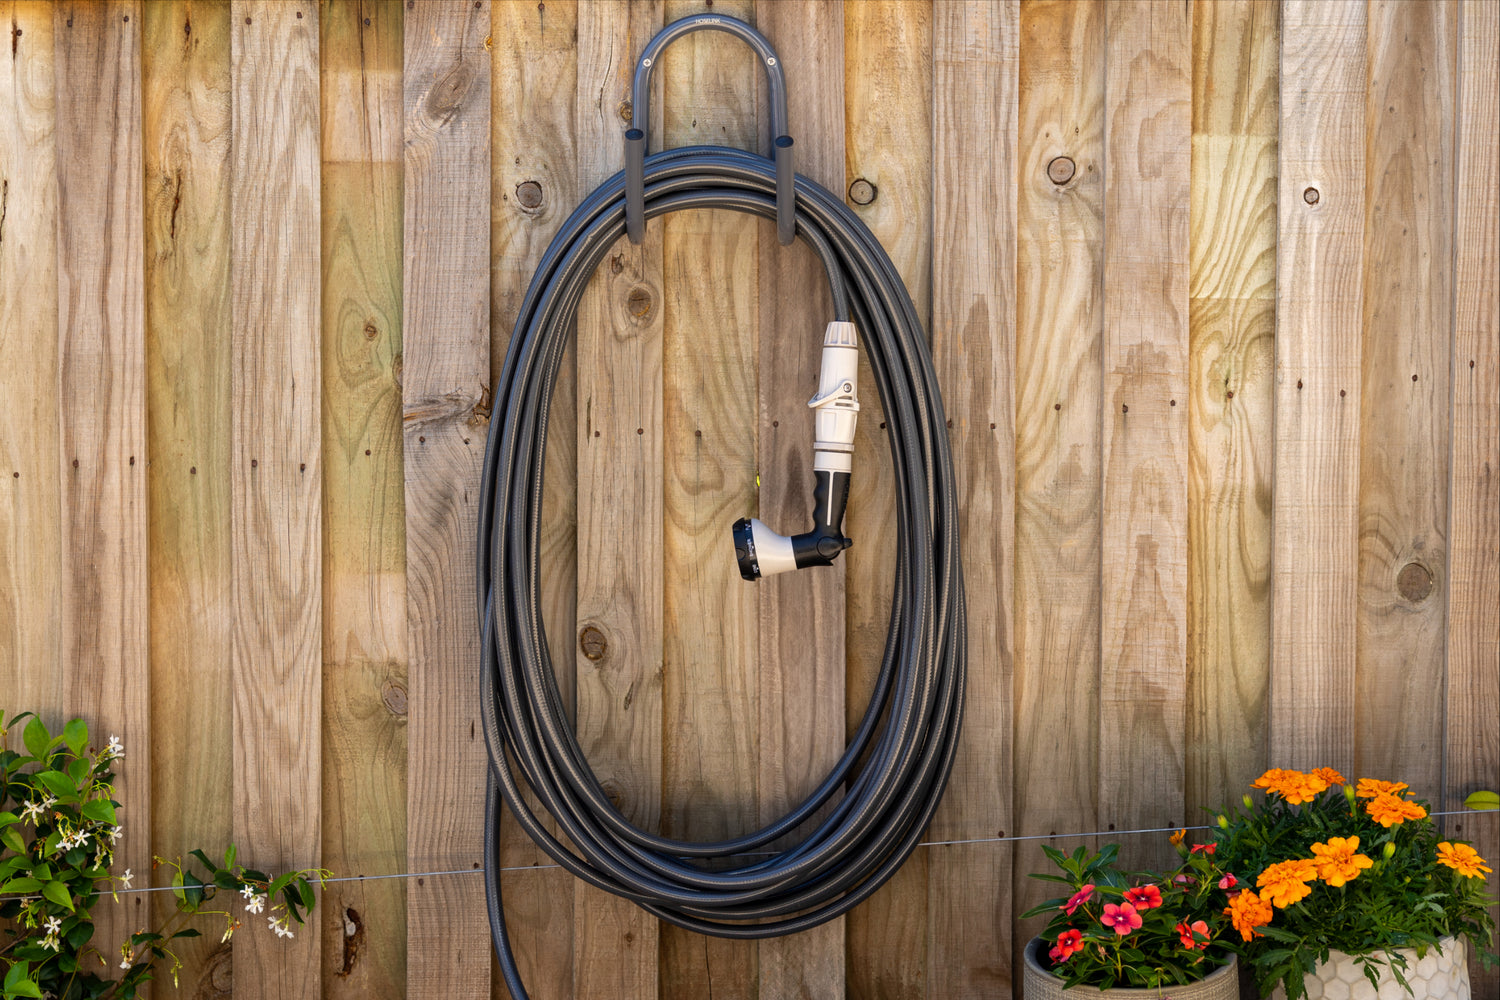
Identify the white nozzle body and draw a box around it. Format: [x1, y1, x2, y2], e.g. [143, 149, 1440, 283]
[808, 321, 860, 474]
[744, 518, 797, 576]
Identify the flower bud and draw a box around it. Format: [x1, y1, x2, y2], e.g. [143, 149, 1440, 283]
[1345, 784, 1358, 806]
[1243, 793, 1254, 810]
[1383, 841, 1396, 860]
[1217, 814, 1229, 829]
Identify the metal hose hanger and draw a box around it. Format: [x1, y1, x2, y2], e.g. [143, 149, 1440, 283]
[479, 15, 966, 999]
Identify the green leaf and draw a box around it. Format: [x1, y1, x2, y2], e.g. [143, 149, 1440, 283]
[298, 879, 316, 910]
[189, 849, 215, 873]
[224, 844, 236, 869]
[30, 864, 49, 881]
[61, 718, 88, 756]
[80, 798, 116, 825]
[21, 718, 48, 760]
[42, 879, 74, 911]
[4, 959, 45, 999]
[0, 877, 43, 893]
[1465, 790, 1500, 812]
[182, 869, 205, 907]
[33, 770, 74, 801]
[170, 927, 202, 940]
[0, 827, 25, 854]
[0, 811, 17, 827]
[66, 759, 90, 786]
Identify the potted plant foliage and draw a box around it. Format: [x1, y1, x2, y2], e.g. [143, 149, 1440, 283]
[1020, 838, 1240, 1000]
[1211, 767, 1497, 1000]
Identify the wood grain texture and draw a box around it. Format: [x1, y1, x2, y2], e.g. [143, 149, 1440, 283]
[402, 1, 491, 997]
[928, 2, 1016, 997]
[657, 1, 759, 996]
[751, 2, 849, 998]
[1099, 0, 1191, 869]
[842, 4, 929, 996]
[571, 2, 663, 996]
[230, 2, 322, 994]
[1270, 0, 1365, 775]
[1186, 0, 1277, 815]
[321, 3, 406, 996]
[52, 0, 152, 967]
[1012, 0, 1105, 953]
[141, 2, 233, 995]
[491, 1, 579, 996]
[1445, 4, 1499, 996]
[1355, 0, 1455, 800]
[0, 0, 62, 717]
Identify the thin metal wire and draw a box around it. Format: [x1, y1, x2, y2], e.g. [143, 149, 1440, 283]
[5, 810, 1494, 903]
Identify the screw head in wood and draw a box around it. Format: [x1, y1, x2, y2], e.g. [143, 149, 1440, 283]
[1303, 186, 1320, 205]
[848, 178, 876, 206]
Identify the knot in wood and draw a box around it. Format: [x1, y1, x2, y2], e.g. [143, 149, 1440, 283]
[1303, 186, 1320, 205]
[848, 178, 877, 206]
[1047, 156, 1076, 185]
[516, 180, 544, 211]
[381, 680, 408, 716]
[626, 285, 654, 319]
[579, 625, 608, 661]
[1397, 562, 1433, 603]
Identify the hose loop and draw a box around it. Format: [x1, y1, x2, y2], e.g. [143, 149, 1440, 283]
[480, 144, 965, 1000]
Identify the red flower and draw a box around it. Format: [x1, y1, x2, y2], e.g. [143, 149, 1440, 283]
[1218, 874, 1238, 890]
[1049, 929, 1084, 963]
[1123, 885, 1163, 910]
[1062, 884, 1095, 916]
[1100, 901, 1142, 936]
[1177, 919, 1210, 949]
[1190, 843, 1216, 856]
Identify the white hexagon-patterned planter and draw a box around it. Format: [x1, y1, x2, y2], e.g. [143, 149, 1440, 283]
[1278, 937, 1470, 1000]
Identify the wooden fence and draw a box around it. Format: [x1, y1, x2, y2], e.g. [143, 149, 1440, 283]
[1, 0, 1497, 997]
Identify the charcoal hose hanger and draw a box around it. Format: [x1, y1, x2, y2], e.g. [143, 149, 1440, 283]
[479, 15, 966, 999]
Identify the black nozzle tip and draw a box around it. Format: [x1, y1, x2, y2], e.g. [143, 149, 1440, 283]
[731, 517, 759, 581]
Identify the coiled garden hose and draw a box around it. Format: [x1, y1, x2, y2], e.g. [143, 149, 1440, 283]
[477, 15, 966, 998]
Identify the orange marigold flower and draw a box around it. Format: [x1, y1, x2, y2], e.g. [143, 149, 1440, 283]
[1356, 778, 1410, 799]
[1252, 768, 1294, 792]
[1310, 836, 1374, 887]
[1256, 859, 1320, 908]
[1366, 792, 1427, 828]
[1224, 889, 1274, 941]
[1253, 769, 1328, 805]
[1437, 842, 1492, 880]
[1169, 828, 1187, 847]
[1312, 767, 1347, 787]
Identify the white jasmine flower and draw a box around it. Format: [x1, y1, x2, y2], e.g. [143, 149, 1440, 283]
[20, 798, 44, 824]
[40, 793, 58, 811]
[43, 916, 62, 935]
[105, 735, 124, 759]
[121, 957, 132, 969]
[268, 914, 293, 939]
[107, 825, 124, 845]
[119, 869, 133, 889]
[240, 884, 258, 901]
[245, 892, 266, 915]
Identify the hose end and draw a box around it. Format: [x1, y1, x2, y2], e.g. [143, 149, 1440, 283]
[626, 128, 646, 244]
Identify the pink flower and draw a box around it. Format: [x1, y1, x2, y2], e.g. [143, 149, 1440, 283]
[1124, 885, 1163, 910]
[1049, 929, 1084, 963]
[1100, 901, 1142, 936]
[1177, 919, 1210, 949]
[1218, 874, 1238, 890]
[1062, 884, 1095, 916]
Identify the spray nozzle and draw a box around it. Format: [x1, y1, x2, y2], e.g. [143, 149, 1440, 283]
[732, 322, 859, 580]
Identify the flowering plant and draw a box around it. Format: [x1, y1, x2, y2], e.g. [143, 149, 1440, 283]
[1211, 767, 1498, 1000]
[1, 711, 327, 999]
[1021, 839, 1238, 989]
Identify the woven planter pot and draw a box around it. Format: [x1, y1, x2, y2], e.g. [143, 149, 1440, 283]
[1022, 937, 1240, 1000]
[1271, 937, 1470, 1000]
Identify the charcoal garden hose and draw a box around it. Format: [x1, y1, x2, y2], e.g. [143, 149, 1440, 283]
[477, 15, 966, 998]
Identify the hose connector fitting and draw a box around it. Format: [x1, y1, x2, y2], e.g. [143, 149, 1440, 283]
[733, 322, 859, 580]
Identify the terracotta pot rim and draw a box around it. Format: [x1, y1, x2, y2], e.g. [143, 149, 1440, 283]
[1022, 936, 1239, 996]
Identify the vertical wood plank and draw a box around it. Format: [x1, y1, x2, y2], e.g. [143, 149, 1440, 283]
[53, 0, 152, 965]
[1355, 0, 1456, 799]
[656, 1, 759, 996]
[1271, 0, 1365, 775]
[1099, 0, 1191, 868]
[0, 0, 63, 719]
[1186, 0, 1277, 813]
[141, 1, 233, 994]
[230, 1, 322, 994]
[321, 2, 406, 996]
[491, 1, 579, 996]
[841, 4, 931, 997]
[1445, 4, 1499, 998]
[1012, 0, 1106, 955]
[928, 2, 1018, 998]
[751, 2, 848, 998]
[402, 1, 491, 997]
[572, 2, 663, 996]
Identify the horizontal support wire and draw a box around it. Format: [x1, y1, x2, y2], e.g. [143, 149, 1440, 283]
[5, 810, 1495, 903]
